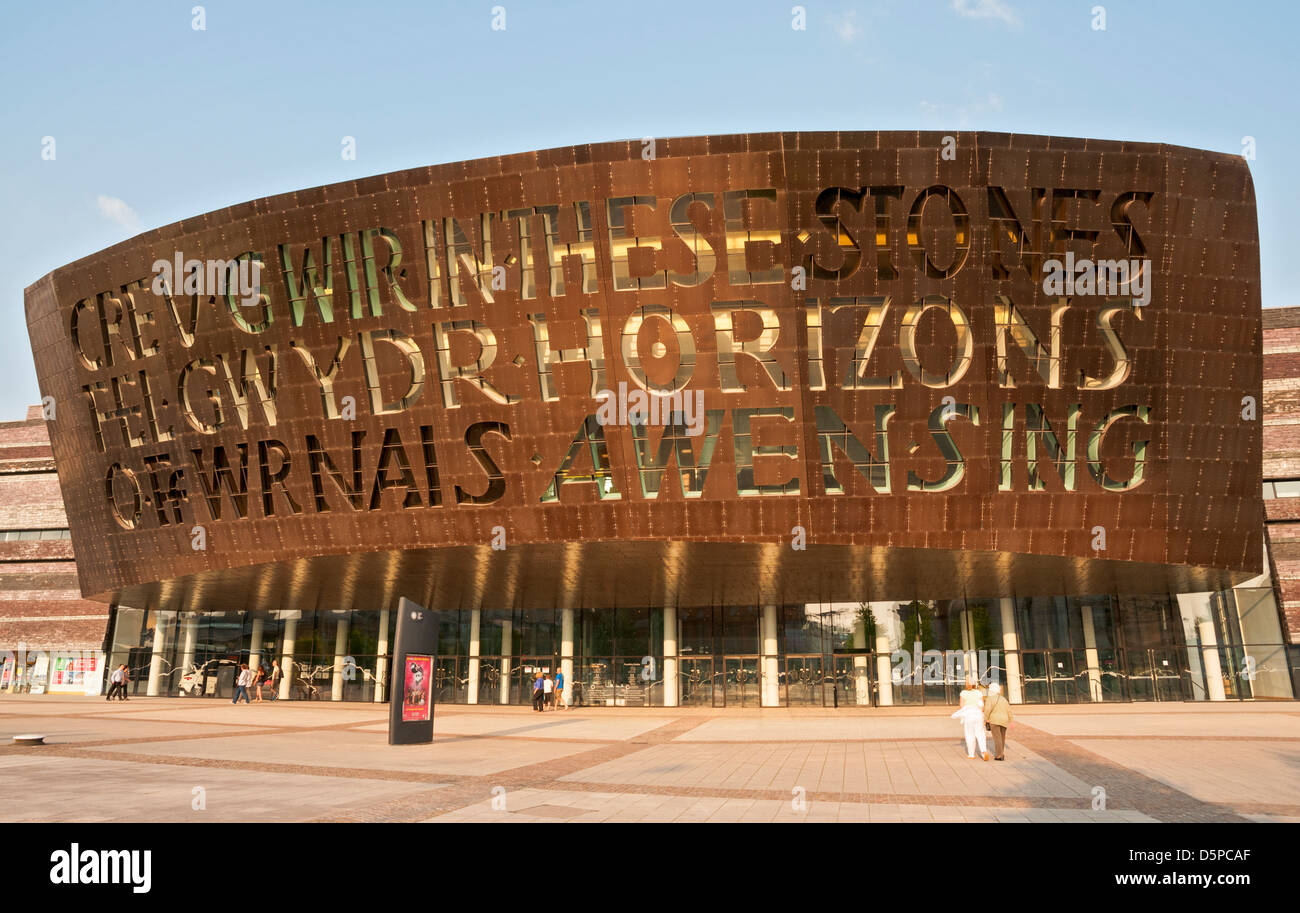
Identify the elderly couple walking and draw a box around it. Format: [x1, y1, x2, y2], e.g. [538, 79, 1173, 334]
[950, 677, 1013, 761]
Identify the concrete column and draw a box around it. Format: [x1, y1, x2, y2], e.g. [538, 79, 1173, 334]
[959, 606, 977, 686]
[1080, 604, 1103, 702]
[331, 614, 350, 701]
[248, 615, 265, 673]
[374, 608, 390, 702]
[663, 606, 678, 707]
[467, 609, 481, 704]
[179, 613, 199, 678]
[499, 617, 513, 705]
[874, 613, 893, 706]
[560, 608, 575, 707]
[1198, 618, 1227, 701]
[852, 615, 870, 706]
[761, 605, 779, 707]
[146, 612, 171, 696]
[999, 598, 1023, 704]
[278, 616, 297, 700]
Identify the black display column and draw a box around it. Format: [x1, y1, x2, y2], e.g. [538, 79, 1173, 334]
[388, 597, 436, 745]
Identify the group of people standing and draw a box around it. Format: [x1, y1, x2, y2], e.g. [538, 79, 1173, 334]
[232, 660, 282, 704]
[951, 677, 1014, 761]
[531, 670, 566, 711]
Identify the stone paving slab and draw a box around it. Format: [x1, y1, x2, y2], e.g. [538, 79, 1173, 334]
[353, 711, 671, 741]
[1019, 710, 1300, 738]
[676, 715, 971, 742]
[87, 728, 601, 777]
[0, 699, 389, 731]
[0, 715, 245, 744]
[428, 787, 1157, 823]
[0, 696, 1294, 823]
[1070, 738, 1300, 807]
[0, 754, 432, 823]
[559, 739, 1094, 797]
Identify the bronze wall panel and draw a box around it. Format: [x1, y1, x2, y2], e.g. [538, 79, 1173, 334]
[23, 132, 1262, 611]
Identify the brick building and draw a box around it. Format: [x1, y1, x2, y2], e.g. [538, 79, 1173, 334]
[0, 404, 110, 692]
[1263, 307, 1300, 644]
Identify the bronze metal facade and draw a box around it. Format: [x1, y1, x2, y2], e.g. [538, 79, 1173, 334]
[23, 132, 1262, 615]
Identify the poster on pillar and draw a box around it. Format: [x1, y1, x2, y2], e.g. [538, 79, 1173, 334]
[402, 656, 432, 721]
[388, 597, 436, 745]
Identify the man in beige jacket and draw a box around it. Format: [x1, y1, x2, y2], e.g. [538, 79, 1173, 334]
[983, 682, 1013, 760]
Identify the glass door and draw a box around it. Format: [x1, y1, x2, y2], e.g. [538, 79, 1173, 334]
[1049, 650, 1077, 703]
[1096, 648, 1126, 701]
[478, 656, 508, 705]
[724, 656, 760, 707]
[783, 655, 824, 706]
[1151, 648, 1187, 701]
[582, 657, 614, 707]
[516, 656, 548, 706]
[832, 654, 873, 707]
[1020, 652, 1052, 703]
[1126, 650, 1156, 701]
[434, 656, 463, 704]
[677, 657, 714, 707]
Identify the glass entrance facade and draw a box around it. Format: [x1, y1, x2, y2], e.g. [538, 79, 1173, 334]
[104, 588, 1298, 705]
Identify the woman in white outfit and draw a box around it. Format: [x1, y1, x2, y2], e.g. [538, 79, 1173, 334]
[951, 676, 990, 761]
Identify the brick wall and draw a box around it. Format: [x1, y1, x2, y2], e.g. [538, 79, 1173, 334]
[1264, 306, 1300, 642]
[0, 409, 106, 653]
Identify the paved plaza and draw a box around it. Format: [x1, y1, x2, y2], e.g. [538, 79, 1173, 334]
[1, 697, 1298, 823]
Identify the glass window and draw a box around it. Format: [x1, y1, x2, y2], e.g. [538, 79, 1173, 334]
[1016, 596, 1070, 649]
[676, 605, 713, 656]
[1119, 594, 1184, 648]
[720, 604, 760, 654]
[895, 600, 942, 651]
[580, 608, 615, 657]
[477, 609, 509, 656]
[1068, 595, 1117, 648]
[784, 604, 828, 654]
[432, 609, 464, 657]
[1272, 480, 1300, 498]
[961, 598, 1007, 651]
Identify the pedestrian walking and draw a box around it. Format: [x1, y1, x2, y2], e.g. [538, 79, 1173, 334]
[252, 663, 267, 702]
[951, 675, 990, 761]
[232, 663, 252, 704]
[531, 671, 545, 711]
[267, 659, 282, 700]
[983, 681, 1013, 760]
[105, 663, 127, 701]
[543, 672, 555, 710]
[554, 667, 566, 709]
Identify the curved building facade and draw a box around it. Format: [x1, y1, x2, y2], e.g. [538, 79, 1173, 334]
[25, 132, 1291, 706]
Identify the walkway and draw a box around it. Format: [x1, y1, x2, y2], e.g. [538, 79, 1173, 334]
[1, 697, 1297, 823]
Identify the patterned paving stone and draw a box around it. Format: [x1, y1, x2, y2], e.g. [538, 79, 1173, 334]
[0, 696, 1294, 823]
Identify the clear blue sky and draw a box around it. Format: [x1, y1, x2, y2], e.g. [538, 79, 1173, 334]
[1, 0, 1294, 420]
